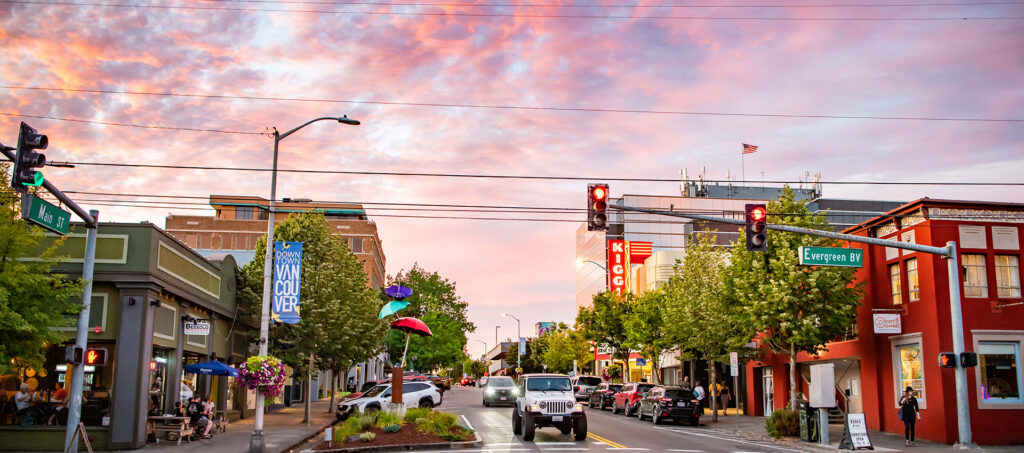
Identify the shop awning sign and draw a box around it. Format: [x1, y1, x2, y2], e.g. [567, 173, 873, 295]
[272, 241, 303, 324]
[872, 313, 901, 334]
[184, 320, 211, 336]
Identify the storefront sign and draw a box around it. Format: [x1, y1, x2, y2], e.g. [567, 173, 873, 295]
[872, 313, 901, 334]
[272, 241, 304, 324]
[838, 413, 874, 450]
[628, 241, 653, 264]
[184, 320, 211, 336]
[607, 240, 628, 295]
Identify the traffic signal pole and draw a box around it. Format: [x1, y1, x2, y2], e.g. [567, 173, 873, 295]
[611, 204, 973, 446]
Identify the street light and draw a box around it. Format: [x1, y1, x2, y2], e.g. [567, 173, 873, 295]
[252, 115, 359, 453]
[503, 313, 521, 374]
[576, 257, 607, 270]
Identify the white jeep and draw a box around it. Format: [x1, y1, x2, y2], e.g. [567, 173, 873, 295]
[512, 374, 587, 442]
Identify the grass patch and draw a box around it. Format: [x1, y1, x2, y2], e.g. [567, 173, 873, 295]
[375, 410, 403, 428]
[403, 407, 430, 422]
[415, 411, 457, 436]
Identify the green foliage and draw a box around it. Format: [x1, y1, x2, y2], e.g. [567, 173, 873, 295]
[724, 187, 865, 407]
[359, 432, 376, 442]
[374, 410, 403, 428]
[403, 407, 431, 422]
[384, 265, 475, 371]
[357, 413, 376, 430]
[455, 424, 474, 434]
[439, 433, 464, 442]
[336, 415, 362, 439]
[577, 292, 633, 378]
[238, 211, 386, 378]
[415, 411, 457, 436]
[765, 409, 799, 438]
[605, 364, 622, 381]
[542, 328, 591, 374]
[0, 164, 83, 373]
[382, 424, 402, 433]
[462, 357, 489, 378]
[624, 289, 673, 382]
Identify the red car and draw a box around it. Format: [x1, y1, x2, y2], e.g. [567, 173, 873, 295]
[611, 382, 655, 416]
[460, 376, 477, 386]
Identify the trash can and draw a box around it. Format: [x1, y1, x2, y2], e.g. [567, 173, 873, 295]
[799, 402, 819, 442]
[283, 384, 292, 407]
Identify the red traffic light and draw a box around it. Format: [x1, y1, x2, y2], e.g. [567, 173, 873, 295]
[750, 206, 767, 222]
[591, 185, 608, 201]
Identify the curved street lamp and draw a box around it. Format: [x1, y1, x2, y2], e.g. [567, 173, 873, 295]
[503, 313, 521, 374]
[252, 115, 359, 453]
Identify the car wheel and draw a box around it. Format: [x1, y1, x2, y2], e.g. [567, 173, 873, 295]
[652, 410, 660, 425]
[483, 399, 490, 407]
[365, 404, 381, 414]
[573, 416, 588, 441]
[611, 403, 618, 415]
[419, 399, 433, 409]
[637, 404, 645, 421]
[512, 408, 522, 435]
[689, 416, 699, 427]
[624, 402, 633, 417]
[523, 413, 536, 441]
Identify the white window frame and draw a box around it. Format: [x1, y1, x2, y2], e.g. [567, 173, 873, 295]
[890, 263, 902, 305]
[901, 230, 916, 256]
[971, 330, 1024, 410]
[962, 254, 989, 299]
[994, 255, 1021, 298]
[907, 258, 920, 302]
[889, 333, 927, 409]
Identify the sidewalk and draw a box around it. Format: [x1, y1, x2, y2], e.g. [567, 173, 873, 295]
[137, 399, 337, 453]
[697, 409, 1021, 453]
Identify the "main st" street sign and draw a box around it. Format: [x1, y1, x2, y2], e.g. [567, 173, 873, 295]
[23, 195, 71, 235]
[798, 246, 864, 267]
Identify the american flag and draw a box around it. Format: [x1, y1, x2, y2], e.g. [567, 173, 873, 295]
[742, 143, 759, 154]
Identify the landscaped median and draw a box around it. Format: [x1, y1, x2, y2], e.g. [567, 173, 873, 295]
[309, 407, 482, 452]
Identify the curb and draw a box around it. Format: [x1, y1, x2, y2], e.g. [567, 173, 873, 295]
[283, 419, 340, 453]
[307, 434, 482, 452]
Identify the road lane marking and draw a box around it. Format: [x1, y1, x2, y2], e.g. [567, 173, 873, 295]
[652, 426, 803, 453]
[460, 414, 477, 432]
[667, 450, 705, 452]
[587, 433, 626, 448]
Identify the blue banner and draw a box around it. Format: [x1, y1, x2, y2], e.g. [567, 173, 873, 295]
[272, 241, 303, 324]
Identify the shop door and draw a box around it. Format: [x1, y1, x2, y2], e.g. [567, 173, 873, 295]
[762, 368, 774, 416]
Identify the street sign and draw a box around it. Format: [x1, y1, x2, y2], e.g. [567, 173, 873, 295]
[730, 352, 739, 367]
[798, 246, 863, 267]
[636, 357, 646, 366]
[23, 195, 71, 235]
[731, 364, 739, 376]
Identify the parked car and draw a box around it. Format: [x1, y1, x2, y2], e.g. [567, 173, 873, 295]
[460, 376, 477, 386]
[336, 382, 441, 420]
[426, 375, 449, 393]
[483, 376, 519, 407]
[570, 375, 602, 402]
[512, 374, 587, 441]
[636, 385, 701, 426]
[612, 382, 655, 416]
[588, 383, 622, 410]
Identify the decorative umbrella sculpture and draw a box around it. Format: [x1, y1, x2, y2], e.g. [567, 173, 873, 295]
[384, 285, 413, 300]
[379, 301, 410, 319]
[389, 317, 432, 367]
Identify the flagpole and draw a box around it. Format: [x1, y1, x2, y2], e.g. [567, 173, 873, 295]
[741, 145, 745, 184]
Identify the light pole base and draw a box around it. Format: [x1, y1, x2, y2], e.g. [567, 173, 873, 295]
[249, 430, 266, 453]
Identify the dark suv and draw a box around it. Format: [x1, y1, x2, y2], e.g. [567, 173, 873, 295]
[612, 382, 655, 416]
[588, 383, 622, 410]
[636, 385, 701, 426]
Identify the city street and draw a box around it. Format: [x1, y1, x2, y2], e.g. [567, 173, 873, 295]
[434, 385, 809, 453]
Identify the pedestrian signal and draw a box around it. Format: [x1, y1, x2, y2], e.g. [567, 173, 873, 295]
[84, 348, 108, 366]
[939, 352, 957, 368]
[960, 352, 978, 368]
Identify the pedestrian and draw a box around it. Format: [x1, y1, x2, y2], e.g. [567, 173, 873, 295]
[693, 380, 705, 412]
[720, 380, 731, 416]
[898, 386, 920, 447]
[711, 380, 722, 414]
[680, 376, 691, 391]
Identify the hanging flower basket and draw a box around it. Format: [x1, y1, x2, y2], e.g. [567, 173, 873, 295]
[237, 355, 287, 402]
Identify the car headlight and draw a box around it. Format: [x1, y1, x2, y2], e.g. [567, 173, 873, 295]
[574, 403, 584, 412]
[486, 388, 495, 395]
[511, 388, 520, 396]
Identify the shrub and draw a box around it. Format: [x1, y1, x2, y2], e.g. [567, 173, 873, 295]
[359, 432, 376, 442]
[357, 414, 376, 430]
[416, 411, 458, 436]
[383, 424, 402, 433]
[765, 409, 799, 438]
[455, 424, 475, 434]
[404, 407, 431, 422]
[336, 416, 361, 440]
[375, 410, 403, 428]
[439, 433, 464, 442]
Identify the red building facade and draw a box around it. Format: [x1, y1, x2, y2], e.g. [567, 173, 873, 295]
[745, 199, 1024, 445]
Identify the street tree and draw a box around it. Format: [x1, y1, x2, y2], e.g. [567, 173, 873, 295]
[238, 210, 386, 414]
[724, 187, 864, 409]
[0, 165, 82, 374]
[662, 230, 751, 421]
[624, 289, 672, 384]
[383, 265, 476, 371]
[506, 335, 546, 374]
[576, 291, 633, 381]
[542, 328, 591, 374]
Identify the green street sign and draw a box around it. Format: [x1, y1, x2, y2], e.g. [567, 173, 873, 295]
[24, 195, 71, 235]
[799, 246, 863, 267]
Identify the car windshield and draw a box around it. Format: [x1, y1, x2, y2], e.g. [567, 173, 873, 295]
[637, 384, 655, 393]
[362, 385, 388, 397]
[527, 377, 572, 392]
[609, 385, 623, 392]
[577, 377, 601, 386]
[664, 389, 691, 399]
[489, 377, 515, 387]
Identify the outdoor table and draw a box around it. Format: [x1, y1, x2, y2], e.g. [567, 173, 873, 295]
[146, 416, 192, 444]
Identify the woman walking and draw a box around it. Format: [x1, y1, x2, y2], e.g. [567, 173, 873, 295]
[899, 386, 920, 447]
[720, 380, 731, 416]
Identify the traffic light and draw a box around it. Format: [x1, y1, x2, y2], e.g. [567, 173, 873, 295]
[960, 352, 978, 368]
[65, 346, 83, 365]
[745, 203, 768, 252]
[939, 352, 957, 368]
[587, 183, 609, 231]
[11, 122, 47, 192]
[84, 348, 108, 366]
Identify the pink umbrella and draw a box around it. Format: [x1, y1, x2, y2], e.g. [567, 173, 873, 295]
[390, 317, 432, 367]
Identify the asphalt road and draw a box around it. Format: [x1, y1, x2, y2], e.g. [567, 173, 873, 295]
[430, 384, 810, 453]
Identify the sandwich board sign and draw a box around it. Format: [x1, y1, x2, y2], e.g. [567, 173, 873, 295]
[838, 413, 874, 450]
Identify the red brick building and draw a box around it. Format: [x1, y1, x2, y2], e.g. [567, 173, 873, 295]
[745, 199, 1024, 445]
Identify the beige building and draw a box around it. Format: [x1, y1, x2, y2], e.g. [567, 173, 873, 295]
[164, 195, 386, 289]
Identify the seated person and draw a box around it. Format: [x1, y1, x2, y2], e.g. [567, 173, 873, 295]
[48, 388, 70, 425]
[187, 396, 213, 439]
[15, 384, 40, 422]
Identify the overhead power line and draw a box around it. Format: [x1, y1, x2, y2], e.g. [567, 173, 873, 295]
[203, 0, 1024, 9]
[0, 112, 263, 135]
[4, 87, 1020, 123]
[4, 0, 1020, 20]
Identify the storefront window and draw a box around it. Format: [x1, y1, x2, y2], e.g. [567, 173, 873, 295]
[907, 259, 920, 301]
[995, 255, 1021, 298]
[979, 342, 1021, 403]
[897, 343, 925, 405]
[890, 264, 902, 305]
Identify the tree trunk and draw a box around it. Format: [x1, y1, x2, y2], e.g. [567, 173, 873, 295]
[621, 350, 631, 383]
[710, 360, 718, 422]
[328, 369, 338, 414]
[689, 357, 696, 383]
[653, 356, 661, 384]
[789, 343, 798, 410]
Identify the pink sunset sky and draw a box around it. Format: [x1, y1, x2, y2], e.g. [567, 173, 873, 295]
[2, 1, 1022, 359]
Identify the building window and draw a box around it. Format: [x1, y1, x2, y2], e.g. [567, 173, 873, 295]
[995, 255, 1021, 298]
[963, 254, 988, 298]
[236, 206, 254, 220]
[896, 343, 926, 406]
[351, 237, 364, 253]
[890, 263, 902, 305]
[979, 342, 1021, 404]
[907, 258, 920, 302]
